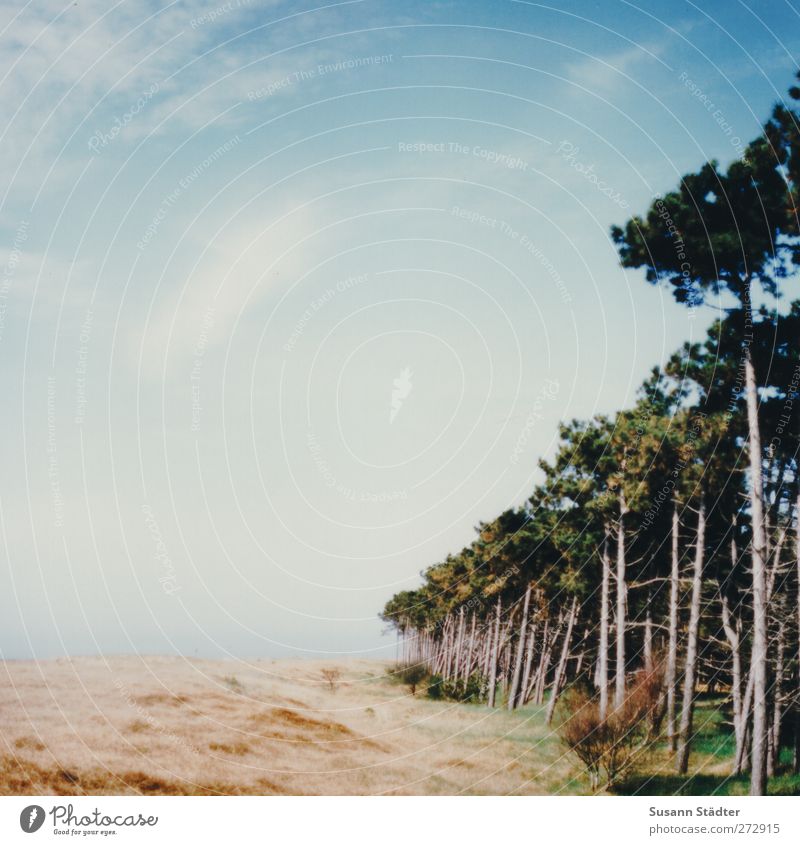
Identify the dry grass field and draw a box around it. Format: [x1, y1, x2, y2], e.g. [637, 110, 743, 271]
[0, 656, 587, 796]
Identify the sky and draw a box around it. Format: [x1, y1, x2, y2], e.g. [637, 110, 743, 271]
[1, 0, 799, 660]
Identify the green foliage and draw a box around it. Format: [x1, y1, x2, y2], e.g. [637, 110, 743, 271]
[610, 128, 795, 307]
[387, 663, 428, 696]
[427, 674, 444, 700]
[427, 673, 484, 703]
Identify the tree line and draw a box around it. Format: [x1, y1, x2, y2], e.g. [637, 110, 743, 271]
[382, 76, 800, 794]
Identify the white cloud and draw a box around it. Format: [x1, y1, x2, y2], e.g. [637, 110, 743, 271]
[135, 206, 319, 373]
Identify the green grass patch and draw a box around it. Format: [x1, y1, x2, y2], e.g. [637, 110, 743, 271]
[613, 697, 800, 796]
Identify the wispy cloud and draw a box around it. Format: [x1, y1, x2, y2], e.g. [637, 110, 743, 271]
[564, 40, 671, 95]
[135, 206, 320, 373]
[0, 0, 359, 198]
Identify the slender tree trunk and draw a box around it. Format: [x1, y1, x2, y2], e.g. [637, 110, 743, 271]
[736, 669, 755, 774]
[520, 619, 537, 705]
[667, 503, 680, 751]
[454, 609, 465, 681]
[534, 614, 558, 705]
[795, 493, 800, 774]
[500, 619, 513, 700]
[508, 585, 532, 710]
[764, 519, 786, 766]
[721, 589, 744, 770]
[599, 531, 611, 720]
[487, 599, 502, 708]
[546, 597, 579, 725]
[764, 520, 786, 779]
[442, 618, 453, 679]
[481, 616, 493, 681]
[615, 489, 629, 710]
[465, 613, 477, 679]
[677, 499, 706, 774]
[434, 627, 448, 675]
[769, 618, 786, 776]
[500, 636, 511, 700]
[744, 335, 769, 796]
[644, 588, 654, 673]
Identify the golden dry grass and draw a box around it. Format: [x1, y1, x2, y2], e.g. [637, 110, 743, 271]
[0, 656, 584, 795]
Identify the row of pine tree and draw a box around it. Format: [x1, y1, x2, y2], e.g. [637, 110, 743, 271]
[382, 76, 800, 795]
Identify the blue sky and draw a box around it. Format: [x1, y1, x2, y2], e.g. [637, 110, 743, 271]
[1, 0, 799, 659]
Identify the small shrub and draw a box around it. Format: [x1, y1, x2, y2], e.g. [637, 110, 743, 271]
[320, 668, 341, 692]
[223, 675, 244, 694]
[387, 663, 428, 695]
[557, 667, 664, 790]
[427, 674, 444, 699]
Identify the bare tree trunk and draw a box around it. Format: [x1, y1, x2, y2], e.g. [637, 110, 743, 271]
[677, 499, 705, 774]
[744, 339, 769, 796]
[487, 599, 502, 708]
[465, 613, 477, 679]
[455, 608, 466, 681]
[599, 531, 611, 720]
[434, 626, 449, 676]
[508, 584, 532, 710]
[644, 589, 654, 673]
[769, 618, 786, 777]
[481, 616, 493, 681]
[500, 618, 514, 701]
[442, 617, 454, 679]
[439, 621, 448, 678]
[764, 519, 787, 779]
[736, 669, 755, 774]
[795, 493, 800, 774]
[546, 597, 579, 725]
[721, 588, 744, 770]
[574, 628, 589, 677]
[520, 619, 537, 706]
[534, 614, 557, 705]
[667, 503, 680, 751]
[615, 489, 629, 710]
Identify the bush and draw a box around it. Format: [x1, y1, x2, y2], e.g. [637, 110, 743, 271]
[427, 672, 484, 703]
[427, 674, 444, 699]
[387, 663, 428, 695]
[223, 675, 243, 694]
[556, 667, 664, 790]
[320, 668, 341, 692]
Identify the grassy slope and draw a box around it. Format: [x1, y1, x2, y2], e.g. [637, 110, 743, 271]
[1, 658, 797, 795]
